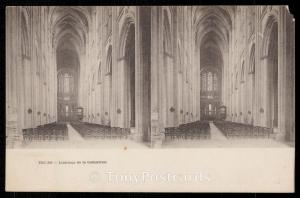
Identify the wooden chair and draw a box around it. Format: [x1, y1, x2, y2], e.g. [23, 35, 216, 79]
[22, 129, 30, 141]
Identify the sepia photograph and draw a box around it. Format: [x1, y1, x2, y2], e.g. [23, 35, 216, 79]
[5, 5, 295, 192]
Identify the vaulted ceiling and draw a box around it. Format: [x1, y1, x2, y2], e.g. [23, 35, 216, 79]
[194, 6, 233, 69]
[49, 6, 91, 69]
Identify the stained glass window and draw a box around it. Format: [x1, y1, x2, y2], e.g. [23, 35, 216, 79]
[106, 46, 112, 75]
[241, 63, 245, 83]
[249, 45, 255, 74]
[235, 72, 238, 90]
[202, 72, 207, 90]
[92, 74, 95, 91]
[98, 62, 102, 84]
[201, 70, 219, 93]
[58, 73, 63, 93]
[207, 72, 213, 91]
[64, 73, 69, 93]
[58, 72, 73, 94]
[213, 73, 218, 91]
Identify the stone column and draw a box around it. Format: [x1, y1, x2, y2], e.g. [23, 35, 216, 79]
[150, 6, 164, 147]
[117, 57, 126, 128]
[6, 7, 22, 148]
[194, 41, 200, 121]
[285, 10, 295, 142]
[256, 7, 265, 127]
[254, 6, 260, 126]
[134, 6, 143, 141]
[277, 6, 287, 141]
[111, 7, 118, 127]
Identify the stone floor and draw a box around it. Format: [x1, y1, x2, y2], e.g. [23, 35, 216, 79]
[21, 122, 293, 149]
[22, 124, 149, 149]
[162, 138, 291, 148]
[162, 122, 292, 148]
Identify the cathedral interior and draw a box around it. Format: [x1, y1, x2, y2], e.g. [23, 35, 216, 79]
[6, 6, 295, 148]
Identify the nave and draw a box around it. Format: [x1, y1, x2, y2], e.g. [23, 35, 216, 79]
[22, 122, 148, 149]
[21, 121, 290, 149]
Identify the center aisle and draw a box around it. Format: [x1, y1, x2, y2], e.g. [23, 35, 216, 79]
[67, 123, 85, 142]
[209, 121, 227, 141]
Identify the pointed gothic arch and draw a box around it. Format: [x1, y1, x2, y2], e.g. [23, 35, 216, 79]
[264, 18, 279, 128]
[97, 61, 102, 84]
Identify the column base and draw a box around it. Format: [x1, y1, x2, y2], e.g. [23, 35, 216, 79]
[150, 133, 164, 148]
[6, 118, 23, 148]
[129, 127, 143, 142]
[273, 127, 286, 141]
[6, 135, 23, 149]
[151, 138, 163, 148]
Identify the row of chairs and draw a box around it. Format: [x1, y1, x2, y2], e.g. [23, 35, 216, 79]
[22, 122, 68, 141]
[71, 122, 130, 139]
[164, 121, 211, 140]
[213, 121, 273, 139]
